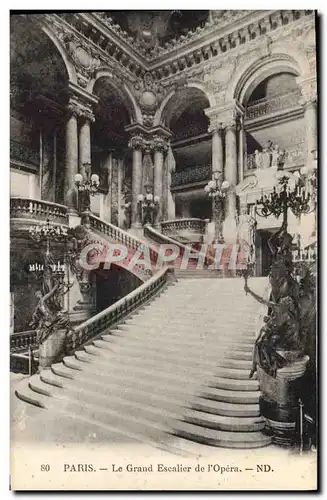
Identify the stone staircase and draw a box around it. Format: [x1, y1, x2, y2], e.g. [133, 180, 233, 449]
[14, 277, 271, 451]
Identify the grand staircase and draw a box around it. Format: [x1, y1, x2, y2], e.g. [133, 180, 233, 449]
[14, 276, 271, 451]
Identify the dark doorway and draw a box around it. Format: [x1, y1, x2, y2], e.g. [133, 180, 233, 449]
[255, 229, 275, 277]
[91, 264, 142, 314]
[190, 198, 212, 219]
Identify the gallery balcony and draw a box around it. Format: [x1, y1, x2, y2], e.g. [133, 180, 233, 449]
[161, 218, 207, 244]
[10, 197, 69, 232]
[171, 164, 211, 191]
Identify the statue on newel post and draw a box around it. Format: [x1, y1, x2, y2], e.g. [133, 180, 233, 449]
[243, 173, 316, 449]
[29, 253, 73, 370]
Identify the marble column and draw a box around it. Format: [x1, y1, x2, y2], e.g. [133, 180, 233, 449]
[152, 137, 168, 228]
[103, 151, 113, 223]
[297, 77, 317, 168]
[129, 135, 144, 229]
[166, 145, 176, 220]
[303, 99, 317, 168]
[224, 119, 238, 220]
[79, 117, 92, 175]
[211, 124, 224, 174]
[64, 109, 78, 212]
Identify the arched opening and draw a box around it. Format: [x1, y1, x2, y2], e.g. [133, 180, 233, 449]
[91, 77, 134, 225]
[90, 263, 142, 314]
[10, 15, 69, 203]
[243, 71, 304, 174]
[161, 87, 212, 221]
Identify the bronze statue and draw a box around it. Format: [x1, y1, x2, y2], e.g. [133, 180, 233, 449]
[29, 258, 72, 346]
[244, 229, 304, 378]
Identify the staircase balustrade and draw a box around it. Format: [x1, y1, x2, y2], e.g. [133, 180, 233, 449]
[89, 214, 158, 264]
[161, 218, 206, 236]
[67, 267, 174, 351]
[10, 330, 37, 352]
[10, 197, 68, 225]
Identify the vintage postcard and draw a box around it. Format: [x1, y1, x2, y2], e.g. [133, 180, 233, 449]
[10, 9, 318, 491]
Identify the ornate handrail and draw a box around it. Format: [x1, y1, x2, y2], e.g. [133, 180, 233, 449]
[245, 90, 302, 120]
[10, 197, 68, 225]
[161, 218, 206, 236]
[10, 139, 40, 167]
[144, 224, 210, 266]
[67, 267, 174, 351]
[10, 330, 37, 352]
[246, 144, 305, 171]
[171, 164, 211, 188]
[89, 214, 158, 265]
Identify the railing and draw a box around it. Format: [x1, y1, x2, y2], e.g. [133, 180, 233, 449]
[171, 164, 211, 188]
[246, 144, 305, 171]
[245, 90, 302, 120]
[10, 197, 69, 225]
[10, 139, 40, 167]
[10, 330, 37, 352]
[144, 225, 211, 267]
[161, 218, 206, 236]
[10, 351, 38, 374]
[66, 267, 174, 351]
[89, 214, 159, 265]
[293, 241, 317, 276]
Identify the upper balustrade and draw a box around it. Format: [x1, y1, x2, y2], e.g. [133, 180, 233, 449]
[10, 197, 69, 225]
[245, 90, 302, 121]
[161, 218, 206, 237]
[171, 164, 211, 189]
[246, 143, 305, 173]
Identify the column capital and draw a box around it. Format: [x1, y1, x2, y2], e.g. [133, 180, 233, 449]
[67, 97, 95, 122]
[150, 135, 169, 154]
[128, 134, 146, 151]
[67, 81, 98, 122]
[296, 76, 317, 107]
[205, 100, 244, 131]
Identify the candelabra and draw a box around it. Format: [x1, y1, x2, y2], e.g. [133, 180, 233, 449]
[74, 162, 100, 226]
[204, 170, 230, 242]
[29, 219, 68, 256]
[255, 173, 311, 230]
[137, 184, 160, 226]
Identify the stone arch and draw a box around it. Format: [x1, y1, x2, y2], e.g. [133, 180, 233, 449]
[88, 68, 143, 124]
[40, 24, 77, 83]
[154, 81, 214, 127]
[227, 46, 310, 106]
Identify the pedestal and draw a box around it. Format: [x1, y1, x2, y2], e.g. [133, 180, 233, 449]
[38, 329, 68, 370]
[257, 355, 309, 447]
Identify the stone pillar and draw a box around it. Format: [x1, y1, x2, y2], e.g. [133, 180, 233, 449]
[129, 135, 144, 229]
[79, 117, 92, 175]
[224, 119, 238, 220]
[103, 150, 113, 223]
[303, 100, 317, 168]
[64, 107, 79, 213]
[297, 76, 317, 168]
[152, 137, 168, 228]
[166, 144, 176, 220]
[210, 124, 224, 174]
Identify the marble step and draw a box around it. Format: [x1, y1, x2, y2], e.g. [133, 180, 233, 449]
[103, 328, 256, 347]
[92, 338, 254, 361]
[83, 344, 253, 371]
[182, 409, 265, 432]
[172, 421, 271, 449]
[191, 397, 260, 417]
[53, 359, 258, 392]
